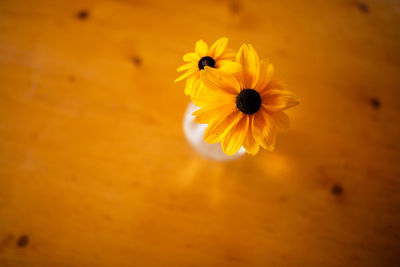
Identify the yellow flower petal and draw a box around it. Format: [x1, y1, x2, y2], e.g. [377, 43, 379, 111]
[221, 115, 249, 156]
[236, 44, 259, 89]
[259, 80, 286, 94]
[243, 116, 260, 155]
[183, 52, 199, 62]
[216, 60, 242, 73]
[270, 111, 290, 130]
[262, 89, 299, 112]
[191, 85, 209, 106]
[174, 69, 196, 83]
[193, 103, 234, 124]
[191, 84, 234, 107]
[209, 37, 228, 59]
[218, 48, 236, 60]
[177, 62, 195, 72]
[190, 79, 205, 100]
[252, 108, 274, 150]
[265, 130, 277, 151]
[200, 67, 240, 95]
[255, 59, 274, 92]
[204, 110, 242, 144]
[195, 40, 208, 58]
[184, 73, 200, 96]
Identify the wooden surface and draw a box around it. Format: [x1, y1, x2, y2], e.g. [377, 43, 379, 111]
[0, 0, 400, 266]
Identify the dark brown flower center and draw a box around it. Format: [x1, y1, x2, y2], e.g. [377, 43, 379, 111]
[198, 56, 216, 70]
[236, 89, 262, 114]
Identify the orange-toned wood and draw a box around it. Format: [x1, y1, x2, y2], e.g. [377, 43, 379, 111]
[0, 0, 399, 266]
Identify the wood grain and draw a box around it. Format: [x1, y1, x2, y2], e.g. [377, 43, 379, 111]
[0, 0, 399, 266]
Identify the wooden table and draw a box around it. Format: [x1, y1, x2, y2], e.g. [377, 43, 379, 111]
[0, 0, 399, 266]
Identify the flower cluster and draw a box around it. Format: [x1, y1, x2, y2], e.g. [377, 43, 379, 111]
[176, 37, 299, 156]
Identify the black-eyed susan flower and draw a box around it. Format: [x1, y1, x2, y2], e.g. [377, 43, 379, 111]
[192, 44, 299, 156]
[175, 37, 241, 98]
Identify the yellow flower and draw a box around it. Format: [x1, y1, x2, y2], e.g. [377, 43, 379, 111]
[192, 44, 299, 156]
[175, 37, 241, 98]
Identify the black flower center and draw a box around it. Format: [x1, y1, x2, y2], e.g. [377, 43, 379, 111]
[236, 89, 262, 114]
[198, 56, 216, 70]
